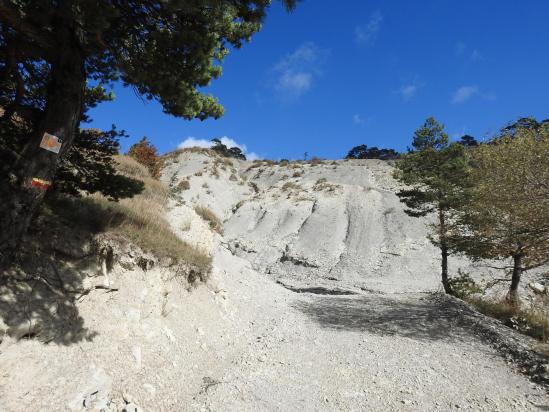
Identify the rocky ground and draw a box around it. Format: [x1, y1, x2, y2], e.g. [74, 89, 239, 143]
[0, 151, 547, 411]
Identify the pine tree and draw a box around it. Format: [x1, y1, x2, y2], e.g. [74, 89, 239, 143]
[0, 0, 297, 262]
[394, 117, 473, 294]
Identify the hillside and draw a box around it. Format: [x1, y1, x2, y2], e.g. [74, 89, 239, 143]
[0, 150, 547, 411]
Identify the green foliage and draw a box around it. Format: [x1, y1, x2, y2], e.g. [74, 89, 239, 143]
[55, 127, 144, 200]
[500, 117, 549, 137]
[346, 144, 400, 160]
[1, 1, 297, 123]
[128, 137, 161, 179]
[457, 135, 478, 147]
[394, 132, 472, 219]
[211, 138, 246, 160]
[394, 117, 473, 294]
[447, 270, 483, 299]
[411, 117, 449, 151]
[452, 123, 549, 271]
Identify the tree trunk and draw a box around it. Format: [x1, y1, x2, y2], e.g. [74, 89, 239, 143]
[507, 253, 523, 307]
[438, 209, 452, 294]
[440, 240, 452, 294]
[0, 32, 85, 266]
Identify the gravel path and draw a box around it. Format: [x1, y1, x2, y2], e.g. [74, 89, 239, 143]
[187, 247, 548, 411]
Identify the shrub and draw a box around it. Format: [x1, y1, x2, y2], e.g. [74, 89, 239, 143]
[176, 180, 190, 191]
[211, 138, 246, 160]
[229, 173, 238, 181]
[282, 182, 301, 192]
[448, 270, 483, 299]
[128, 137, 162, 178]
[53, 127, 145, 201]
[310, 157, 323, 165]
[292, 171, 303, 178]
[194, 206, 223, 234]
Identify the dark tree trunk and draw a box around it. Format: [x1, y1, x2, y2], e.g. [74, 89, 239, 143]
[438, 209, 452, 294]
[441, 241, 452, 294]
[0, 30, 85, 266]
[507, 254, 523, 307]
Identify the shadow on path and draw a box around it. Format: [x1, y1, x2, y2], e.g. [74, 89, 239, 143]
[0, 217, 100, 345]
[293, 293, 482, 343]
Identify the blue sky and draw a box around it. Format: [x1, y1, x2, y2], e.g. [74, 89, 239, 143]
[88, 0, 549, 160]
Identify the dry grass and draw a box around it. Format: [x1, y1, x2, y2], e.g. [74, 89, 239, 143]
[215, 157, 233, 167]
[48, 156, 212, 279]
[194, 206, 223, 234]
[467, 296, 549, 343]
[313, 177, 338, 192]
[163, 147, 216, 160]
[282, 182, 301, 192]
[115, 155, 150, 179]
[292, 170, 304, 178]
[176, 179, 190, 191]
[310, 157, 323, 165]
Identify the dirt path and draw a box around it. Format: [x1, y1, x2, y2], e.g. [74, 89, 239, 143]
[187, 247, 548, 411]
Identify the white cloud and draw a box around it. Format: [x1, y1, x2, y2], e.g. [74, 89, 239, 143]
[276, 71, 312, 95]
[353, 114, 365, 124]
[451, 85, 496, 104]
[399, 84, 418, 101]
[271, 42, 329, 101]
[177, 137, 212, 149]
[451, 85, 479, 104]
[355, 11, 383, 45]
[178, 136, 260, 160]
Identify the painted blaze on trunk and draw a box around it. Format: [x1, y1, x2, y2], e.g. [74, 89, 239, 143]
[0, 43, 85, 264]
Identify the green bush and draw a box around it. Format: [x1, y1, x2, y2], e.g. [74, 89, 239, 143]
[448, 270, 483, 298]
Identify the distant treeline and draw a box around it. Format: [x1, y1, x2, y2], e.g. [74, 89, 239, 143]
[345, 134, 483, 160]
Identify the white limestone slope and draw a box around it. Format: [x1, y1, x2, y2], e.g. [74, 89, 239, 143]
[162, 153, 468, 293]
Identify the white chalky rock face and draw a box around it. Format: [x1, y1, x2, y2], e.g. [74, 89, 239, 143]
[0, 151, 546, 411]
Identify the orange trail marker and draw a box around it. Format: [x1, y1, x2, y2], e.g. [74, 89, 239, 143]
[39, 132, 62, 154]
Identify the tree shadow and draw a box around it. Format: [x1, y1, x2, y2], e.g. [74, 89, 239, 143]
[293, 293, 480, 343]
[0, 215, 100, 345]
